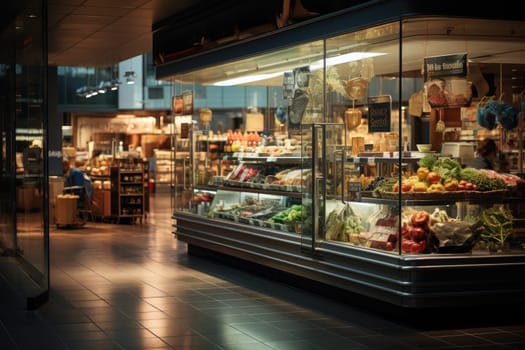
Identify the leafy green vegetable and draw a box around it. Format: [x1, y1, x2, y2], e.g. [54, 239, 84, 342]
[372, 177, 397, 197]
[479, 205, 513, 251]
[431, 158, 462, 179]
[460, 167, 506, 191]
[417, 154, 437, 169]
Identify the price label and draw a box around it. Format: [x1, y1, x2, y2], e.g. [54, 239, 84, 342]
[347, 181, 362, 202]
[267, 156, 277, 162]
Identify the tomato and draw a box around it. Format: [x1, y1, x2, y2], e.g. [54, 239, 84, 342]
[401, 181, 413, 192]
[427, 171, 441, 184]
[401, 239, 413, 253]
[401, 223, 410, 238]
[410, 227, 427, 242]
[410, 240, 427, 253]
[411, 211, 429, 227]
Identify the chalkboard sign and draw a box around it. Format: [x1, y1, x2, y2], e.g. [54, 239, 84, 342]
[368, 95, 392, 132]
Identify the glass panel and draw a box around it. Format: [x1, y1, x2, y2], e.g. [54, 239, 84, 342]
[0, 0, 49, 308]
[58, 66, 118, 107]
[321, 22, 403, 254]
[301, 123, 344, 252]
[399, 17, 525, 255]
[170, 16, 524, 257]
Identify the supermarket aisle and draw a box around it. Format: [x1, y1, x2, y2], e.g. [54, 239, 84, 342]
[0, 192, 524, 350]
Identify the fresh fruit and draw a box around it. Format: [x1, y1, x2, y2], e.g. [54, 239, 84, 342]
[401, 180, 413, 192]
[444, 178, 458, 191]
[417, 167, 430, 181]
[427, 171, 441, 184]
[413, 181, 428, 192]
[427, 183, 445, 192]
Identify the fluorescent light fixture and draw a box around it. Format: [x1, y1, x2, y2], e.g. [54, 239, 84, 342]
[213, 71, 283, 86]
[310, 52, 386, 70]
[97, 81, 107, 94]
[213, 52, 386, 86]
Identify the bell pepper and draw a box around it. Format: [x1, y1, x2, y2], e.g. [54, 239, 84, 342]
[444, 178, 458, 191]
[417, 167, 430, 181]
[427, 183, 445, 192]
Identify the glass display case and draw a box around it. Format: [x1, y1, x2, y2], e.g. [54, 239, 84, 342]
[166, 11, 525, 308]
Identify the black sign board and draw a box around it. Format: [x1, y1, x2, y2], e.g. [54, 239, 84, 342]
[424, 53, 467, 80]
[367, 95, 392, 132]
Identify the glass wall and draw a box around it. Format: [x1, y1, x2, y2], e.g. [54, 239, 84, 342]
[0, 0, 49, 309]
[58, 66, 118, 110]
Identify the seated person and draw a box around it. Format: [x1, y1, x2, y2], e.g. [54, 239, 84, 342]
[62, 158, 86, 203]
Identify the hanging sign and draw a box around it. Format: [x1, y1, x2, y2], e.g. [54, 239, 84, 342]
[424, 53, 471, 107]
[424, 53, 467, 80]
[172, 95, 183, 115]
[367, 95, 392, 132]
[182, 90, 193, 115]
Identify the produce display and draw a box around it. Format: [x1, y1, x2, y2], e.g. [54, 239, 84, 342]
[367, 155, 522, 199]
[324, 203, 516, 254]
[209, 153, 522, 253]
[210, 197, 305, 233]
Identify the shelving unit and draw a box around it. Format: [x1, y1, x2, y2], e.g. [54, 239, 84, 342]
[110, 162, 145, 223]
[90, 175, 112, 221]
[153, 149, 173, 193]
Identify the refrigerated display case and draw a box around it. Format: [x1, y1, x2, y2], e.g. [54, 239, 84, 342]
[163, 7, 525, 308]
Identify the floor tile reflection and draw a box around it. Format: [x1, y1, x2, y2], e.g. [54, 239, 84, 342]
[0, 193, 524, 350]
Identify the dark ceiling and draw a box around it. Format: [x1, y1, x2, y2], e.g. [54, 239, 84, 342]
[47, 0, 199, 67]
[47, 0, 364, 67]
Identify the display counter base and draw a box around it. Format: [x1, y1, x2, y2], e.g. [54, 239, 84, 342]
[173, 211, 525, 309]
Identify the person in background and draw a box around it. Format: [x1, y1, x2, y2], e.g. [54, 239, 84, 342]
[63, 158, 84, 188]
[62, 158, 87, 205]
[468, 138, 499, 170]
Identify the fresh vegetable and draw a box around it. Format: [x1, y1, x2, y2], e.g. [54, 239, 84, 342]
[457, 180, 477, 191]
[401, 238, 427, 253]
[459, 167, 506, 191]
[269, 205, 304, 223]
[413, 181, 428, 192]
[427, 171, 441, 184]
[417, 154, 437, 169]
[478, 205, 513, 251]
[417, 167, 430, 181]
[411, 210, 430, 227]
[429, 208, 449, 225]
[372, 177, 397, 197]
[431, 158, 462, 180]
[444, 178, 459, 191]
[427, 183, 445, 192]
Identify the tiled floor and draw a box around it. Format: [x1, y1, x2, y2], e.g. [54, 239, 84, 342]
[1, 193, 525, 350]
